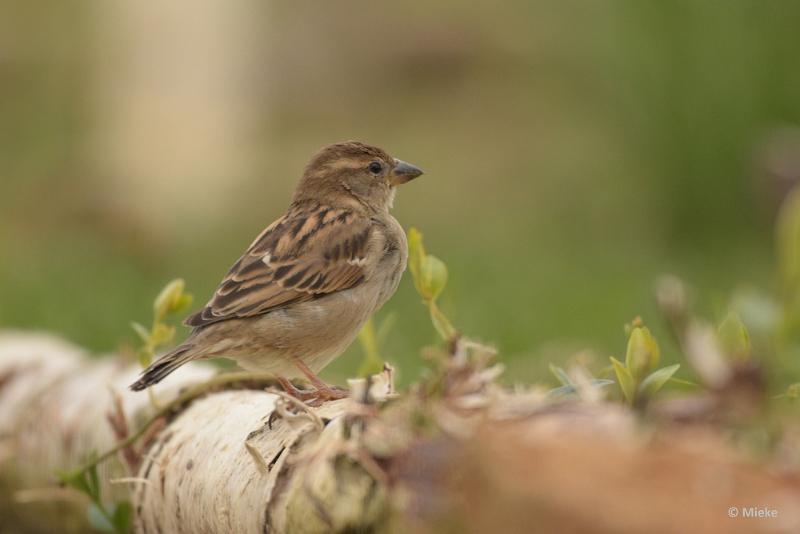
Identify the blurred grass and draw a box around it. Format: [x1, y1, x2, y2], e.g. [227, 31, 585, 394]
[1, 0, 799, 386]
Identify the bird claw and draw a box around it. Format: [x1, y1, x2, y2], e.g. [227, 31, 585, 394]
[275, 376, 348, 407]
[313, 385, 349, 402]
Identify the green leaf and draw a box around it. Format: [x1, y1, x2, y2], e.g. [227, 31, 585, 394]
[668, 376, 699, 388]
[406, 227, 457, 339]
[639, 364, 680, 398]
[717, 312, 751, 360]
[548, 364, 573, 386]
[59, 463, 101, 501]
[111, 501, 132, 533]
[419, 255, 448, 301]
[57, 469, 91, 496]
[610, 356, 636, 404]
[149, 323, 175, 347]
[153, 278, 187, 320]
[172, 294, 194, 314]
[625, 325, 660, 381]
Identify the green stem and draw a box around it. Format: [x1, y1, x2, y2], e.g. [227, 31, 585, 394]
[429, 300, 457, 341]
[357, 319, 384, 377]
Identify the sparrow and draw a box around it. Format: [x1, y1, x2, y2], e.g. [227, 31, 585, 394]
[130, 141, 423, 400]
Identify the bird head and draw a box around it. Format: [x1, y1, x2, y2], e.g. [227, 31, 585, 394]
[294, 141, 423, 211]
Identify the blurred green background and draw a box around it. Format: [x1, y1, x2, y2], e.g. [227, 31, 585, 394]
[2, 1, 799, 386]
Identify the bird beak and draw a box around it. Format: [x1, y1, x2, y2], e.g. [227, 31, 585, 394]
[391, 159, 424, 185]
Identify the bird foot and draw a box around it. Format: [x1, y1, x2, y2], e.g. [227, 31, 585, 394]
[275, 376, 348, 407]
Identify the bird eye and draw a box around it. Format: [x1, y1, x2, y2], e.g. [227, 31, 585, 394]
[368, 161, 383, 175]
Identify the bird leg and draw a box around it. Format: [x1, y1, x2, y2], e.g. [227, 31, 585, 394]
[278, 359, 350, 404]
[293, 359, 348, 400]
[274, 375, 346, 408]
[273, 362, 348, 405]
[274, 376, 318, 402]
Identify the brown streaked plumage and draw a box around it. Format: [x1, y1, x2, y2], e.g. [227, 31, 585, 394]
[130, 141, 423, 398]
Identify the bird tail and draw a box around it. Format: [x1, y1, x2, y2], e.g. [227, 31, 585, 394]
[129, 343, 195, 391]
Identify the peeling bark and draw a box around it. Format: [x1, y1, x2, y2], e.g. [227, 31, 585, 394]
[3, 331, 800, 534]
[133, 392, 383, 533]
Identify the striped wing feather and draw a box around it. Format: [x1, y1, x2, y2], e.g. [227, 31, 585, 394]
[185, 204, 373, 328]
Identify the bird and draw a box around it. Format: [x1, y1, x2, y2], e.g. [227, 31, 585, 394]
[129, 141, 423, 400]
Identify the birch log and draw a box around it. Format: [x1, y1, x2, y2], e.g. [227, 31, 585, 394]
[3, 330, 800, 534]
[0, 330, 394, 533]
[0, 331, 216, 532]
[133, 393, 381, 533]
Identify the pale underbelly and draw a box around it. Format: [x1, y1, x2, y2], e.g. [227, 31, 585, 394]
[208, 280, 385, 377]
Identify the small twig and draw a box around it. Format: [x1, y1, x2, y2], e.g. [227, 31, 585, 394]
[266, 388, 325, 430]
[139, 416, 167, 451]
[105, 386, 139, 473]
[109, 477, 151, 486]
[64, 372, 279, 479]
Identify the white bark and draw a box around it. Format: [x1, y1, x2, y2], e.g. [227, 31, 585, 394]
[134, 393, 351, 533]
[1, 330, 392, 533]
[135, 371, 395, 533]
[0, 331, 84, 440]
[1, 331, 216, 498]
[4, 330, 800, 534]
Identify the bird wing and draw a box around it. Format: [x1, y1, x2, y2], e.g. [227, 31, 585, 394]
[184, 204, 374, 328]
